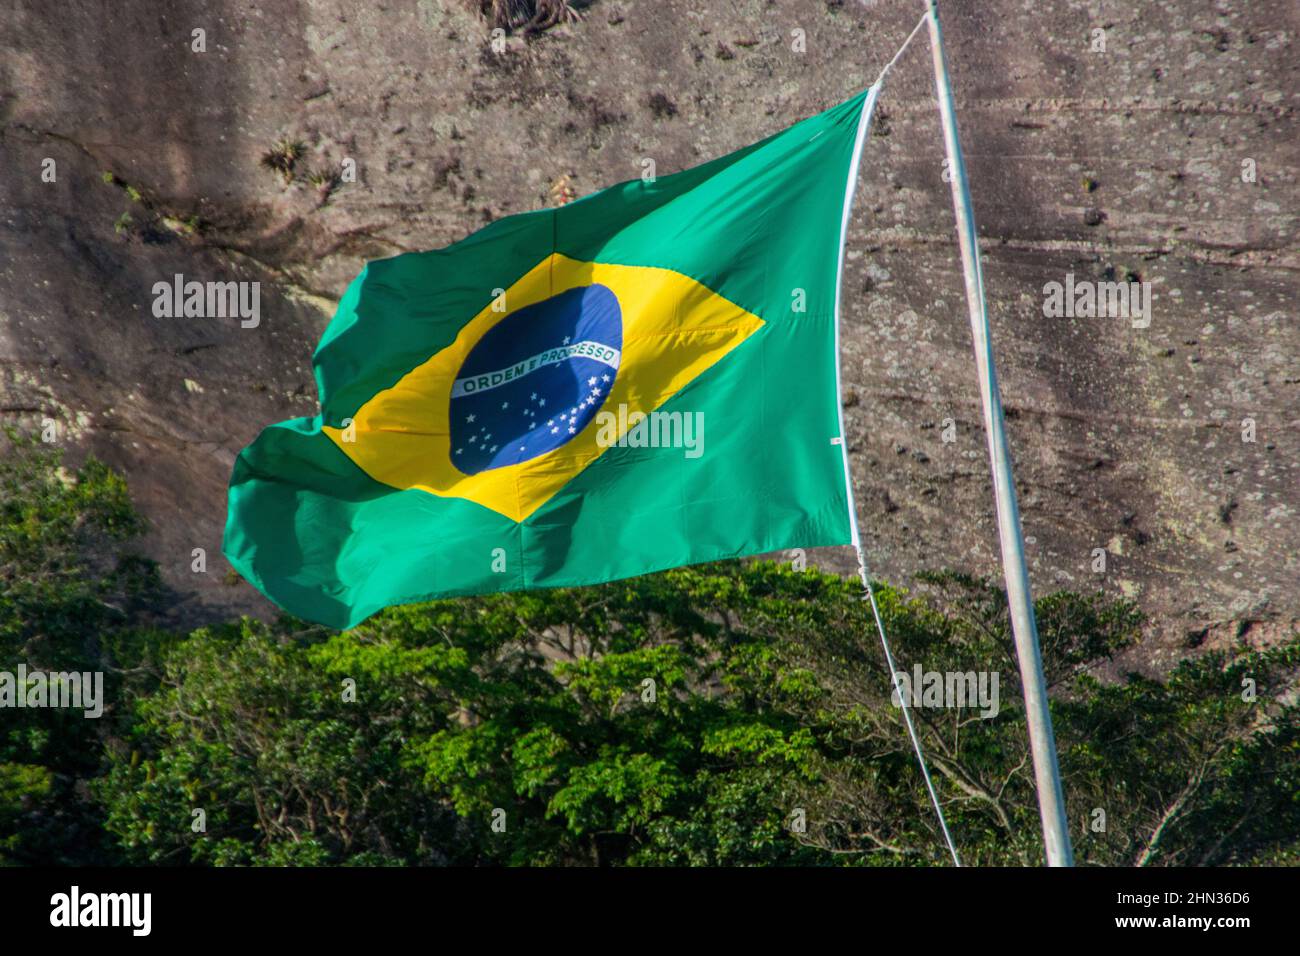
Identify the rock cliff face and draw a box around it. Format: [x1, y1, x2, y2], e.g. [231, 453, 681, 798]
[2, 1, 1295, 662]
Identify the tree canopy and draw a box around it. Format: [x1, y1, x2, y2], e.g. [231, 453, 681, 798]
[3, 435, 1296, 866]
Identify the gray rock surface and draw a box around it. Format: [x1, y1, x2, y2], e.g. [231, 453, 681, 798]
[2, 0, 1295, 663]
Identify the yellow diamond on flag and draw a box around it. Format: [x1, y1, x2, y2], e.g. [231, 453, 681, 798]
[322, 253, 764, 522]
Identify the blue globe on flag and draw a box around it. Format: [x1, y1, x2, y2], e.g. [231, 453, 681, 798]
[449, 284, 623, 475]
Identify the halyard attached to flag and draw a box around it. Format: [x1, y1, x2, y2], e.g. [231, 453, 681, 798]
[224, 88, 878, 629]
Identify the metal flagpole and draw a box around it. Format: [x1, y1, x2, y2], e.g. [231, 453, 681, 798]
[921, 0, 1075, 866]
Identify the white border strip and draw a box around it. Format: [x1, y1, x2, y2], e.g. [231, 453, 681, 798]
[832, 83, 880, 550]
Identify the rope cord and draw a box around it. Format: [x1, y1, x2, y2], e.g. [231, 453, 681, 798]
[847, 11, 964, 867]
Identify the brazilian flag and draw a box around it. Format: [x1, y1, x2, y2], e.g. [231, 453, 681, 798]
[224, 88, 879, 628]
